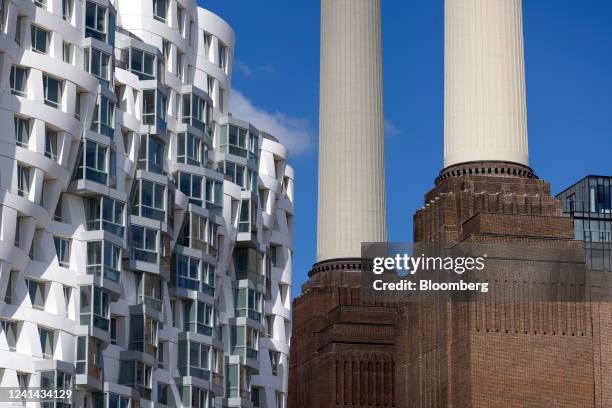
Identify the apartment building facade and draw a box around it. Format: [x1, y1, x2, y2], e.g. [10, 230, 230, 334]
[0, 0, 293, 406]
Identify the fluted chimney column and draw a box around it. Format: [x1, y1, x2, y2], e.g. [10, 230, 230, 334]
[317, 0, 387, 262]
[444, 0, 529, 169]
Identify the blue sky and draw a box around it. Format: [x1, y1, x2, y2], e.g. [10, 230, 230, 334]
[200, 0, 612, 298]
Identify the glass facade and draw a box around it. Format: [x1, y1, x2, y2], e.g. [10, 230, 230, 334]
[557, 175, 612, 271]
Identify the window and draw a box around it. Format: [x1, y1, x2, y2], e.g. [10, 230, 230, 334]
[265, 315, 274, 338]
[85, 47, 112, 83]
[142, 89, 156, 124]
[26, 279, 46, 309]
[178, 340, 210, 380]
[136, 273, 163, 311]
[63, 286, 71, 316]
[131, 225, 157, 263]
[75, 92, 82, 120]
[14, 117, 29, 147]
[107, 393, 132, 408]
[17, 164, 31, 198]
[207, 77, 214, 96]
[34, 0, 46, 8]
[218, 43, 227, 72]
[176, 50, 183, 81]
[119, 361, 152, 399]
[76, 336, 104, 377]
[74, 140, 109, 185]
[9, 66, 27, 96]
[203, 32, 212, 60]
[131, 49, 156, 80]
[54, 237, 70, 267]
[40, 371, 72, 396]
[86, 241, 121, 282]
[275, 392, 284, 408]
[138, 134, 164, 174]
[45, 127, 59, 160]
[30, 24, 50, 54]
[15, 15, 24, 45]
[85, 196, 125, 237]
[177, 5, 184, 35]
[173, 255, 215, 296]
[0, 0, 4, 32]
[91, 95, 115, 137]
[231, 325, 259, 359]
[17, 372, 29, 401]
[184, 300, 215, 336]
[85, 1, 107, 42]
[131, 180, 166, 221]
[225, 161, 255, 191]
[38, 327, 54, 359]
[234, 288, 262, 321]
[43, 74, 62, 109]
[177, 132, 207, 166]
[179, 213, 219, 254]
[153, 0, 167, 22]
[0, 320, 18, 351]
[80, 285, 110, 331]
[269, 350, 280, 376]
[181, 93, 208, 130]
[220, 125, 254, 158]
[157, 383, 168, 405]
[62, 41, 73, 63]
[62, 0, 72, 21]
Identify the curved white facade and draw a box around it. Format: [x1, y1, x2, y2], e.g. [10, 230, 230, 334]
[317, 0, 387, 262]
[0, 0, 293, 407]
[445, 0, 529, 168]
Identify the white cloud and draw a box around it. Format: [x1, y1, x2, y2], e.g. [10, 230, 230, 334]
[229, 89, 313, 155]
[234, 60, 254, 78]
[384, 118, 403, 137]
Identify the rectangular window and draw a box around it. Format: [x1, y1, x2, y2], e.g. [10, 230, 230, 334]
[63, 286, 71, 316]
[218, 43, 227, 72]
[9, 66, 27, 96]
[269, 350, 280, 376]
[43, 74, 62, 109]
[176, 132, 206, 166]
[30, 24, 50, 54]
[38, 327, 54, 359]
[45, 127, 58, 160]
[176, 51, 183, 81]
[177, 4, 184, 34]
[62, 41, 72, 63]
[131, 180, 166, 221]
[183, 300, 214, 336]
[137, 134, 164, 174]
[17, 164, 30, 198]
[86, 241, 120, 282]
[0, 0, 4, 32]
[85, 47, 112, 82]
[53, 237, 70, 267]
[91, 94, 115, 137]
[153, 0, 167, 23]
[26, 279, 46, 310]
[85, 1, 107, 42]
[142, 89, 155, 124]
[74, 140, 109, 184]
[62, 0, 72, 21]
[80, 285, 110, 331]
[14, 117, 29, 147]
[85, 196, 125, 237]
[131, 225, 158, 263]
[131, 49, 155, 80]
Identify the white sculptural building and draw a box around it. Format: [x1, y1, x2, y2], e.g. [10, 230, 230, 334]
[0, 0, 294, 406]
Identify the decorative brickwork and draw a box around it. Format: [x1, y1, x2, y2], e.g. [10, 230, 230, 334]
[290, 165, 610, 407]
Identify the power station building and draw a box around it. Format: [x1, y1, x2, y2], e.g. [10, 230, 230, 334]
[290, 0, 611, 406]
[0, 0, 293, 407]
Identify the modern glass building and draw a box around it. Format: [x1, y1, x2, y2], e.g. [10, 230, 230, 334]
[0, 0, 293, 407]
[557, 175, 612, 271]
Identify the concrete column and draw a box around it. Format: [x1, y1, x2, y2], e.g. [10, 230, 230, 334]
[445, 0, 529, 168]
[317, 0, 387, 261]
